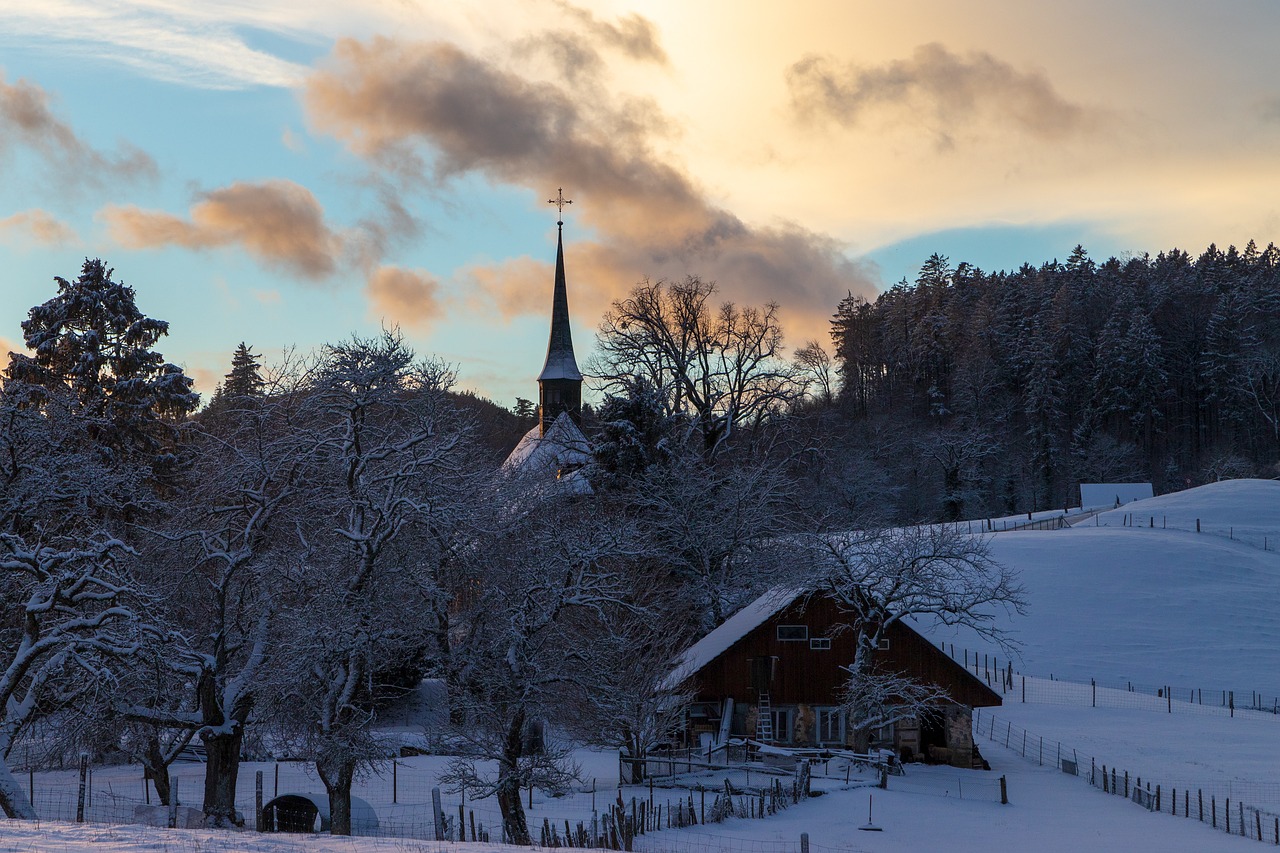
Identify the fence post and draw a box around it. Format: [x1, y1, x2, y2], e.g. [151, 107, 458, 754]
[800, 832, 810, 853]
[168, 778, 178, 829]
[1092, 678, 1096, 708]
[999, 775, 1008, 805]
[1022, 676, 1025, 703]
[432, 786, 445, 841]
[1167, 687, 1172, 714]
[393, 760, 398, 804]
[255, 770, 263, 831]
[76, 754, 88, 823]
[274, 762, 279, 798]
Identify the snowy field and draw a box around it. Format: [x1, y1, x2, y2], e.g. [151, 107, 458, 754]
[930, 479, 1280, 689]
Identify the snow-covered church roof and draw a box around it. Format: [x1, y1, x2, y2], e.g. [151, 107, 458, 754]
[503, 411, 593, 494]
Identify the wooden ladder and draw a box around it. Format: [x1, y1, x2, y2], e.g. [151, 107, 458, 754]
[756, 693, 774, 743]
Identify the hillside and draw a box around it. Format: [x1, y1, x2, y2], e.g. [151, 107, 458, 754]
[930, 479, 1280, 691]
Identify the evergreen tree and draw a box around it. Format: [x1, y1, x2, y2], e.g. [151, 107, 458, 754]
[222, 343, 264, 400]
[5, 258, 198, 456]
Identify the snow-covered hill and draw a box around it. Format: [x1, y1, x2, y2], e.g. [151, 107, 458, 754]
[930, 479, 1280, 690]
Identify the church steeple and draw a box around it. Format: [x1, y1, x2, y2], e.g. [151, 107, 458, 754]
[537, 189, 582, 436]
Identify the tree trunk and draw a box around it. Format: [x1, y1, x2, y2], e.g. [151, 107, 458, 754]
[142, 734, 173, 806]
[319, 757, 356, 836]
[497, 712, 531, 845]
[201, 726, 243, 826]
[0, 760, 37, 819]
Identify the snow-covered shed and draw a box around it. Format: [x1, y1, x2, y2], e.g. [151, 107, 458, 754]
[668, 589, 1001, 767]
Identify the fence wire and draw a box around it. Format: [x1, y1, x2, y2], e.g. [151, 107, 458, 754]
[975, 707, 1280, 845]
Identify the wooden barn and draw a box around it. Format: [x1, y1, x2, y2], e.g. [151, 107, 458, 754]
[669, 589, 1001, 768]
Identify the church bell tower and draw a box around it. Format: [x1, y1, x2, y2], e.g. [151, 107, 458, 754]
[537, 189, 583, 436]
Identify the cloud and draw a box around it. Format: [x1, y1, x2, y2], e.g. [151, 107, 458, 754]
[305, 37, 876, 341]
[0, 0, 306, 90]
[0, 73, 157, 187]
[787, 43, 1096, 144]
[0, 209, 77, 245]
[102, 180, 343, 279]
[553, 2, 668, 65]
[366, 265, 442, 328]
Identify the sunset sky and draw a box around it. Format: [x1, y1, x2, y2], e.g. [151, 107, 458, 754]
[2, 0, 1279, 406]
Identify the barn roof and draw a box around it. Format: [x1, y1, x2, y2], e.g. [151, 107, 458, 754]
[665, 587, 802, 689]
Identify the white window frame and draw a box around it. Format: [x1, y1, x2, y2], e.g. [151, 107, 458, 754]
[809, 637, 831, 650]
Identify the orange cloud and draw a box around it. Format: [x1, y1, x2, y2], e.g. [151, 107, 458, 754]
[0, 209, 77, 245]
[366, 265, 442, 328]
[102, 180, 343, 279]
[305, 37, 876, 342]
[0, 73, 156, 188]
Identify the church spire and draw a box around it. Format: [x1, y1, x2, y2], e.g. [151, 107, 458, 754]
[537, 189, 583, 435]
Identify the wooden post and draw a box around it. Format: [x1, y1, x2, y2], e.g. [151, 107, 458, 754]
[1167, 688, 1171, 714]
[393, 760, 398, 804]
[432, 786, 445, 841]
[800, 832, 809, 853]
[76, 754, 87, 823]
[274, 762, 279, 798]
[169, 778, 178, 829]
[1230, 691, 1234, 718]
[1022, 676, 1025, 703]
[1092, 678, 1096, 707]
[30, 768, 35, 809]
[255, 770, 263, 831]
[1155, 784, 1160, 812]
[999, 775, 1008, 805]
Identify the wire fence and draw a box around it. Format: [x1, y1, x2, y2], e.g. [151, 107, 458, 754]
[1090, 510, 1280, 553]
[975, 707, 1280, 845]
[4, 753, 855, 849]
[942, 644, 1280, 720]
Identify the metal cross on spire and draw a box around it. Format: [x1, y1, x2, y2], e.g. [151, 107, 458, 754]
[548, 187, 572, 226]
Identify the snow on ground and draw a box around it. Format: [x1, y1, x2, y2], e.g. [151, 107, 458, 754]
[927, 479, 1280, 690]
[5, 752, 1261, 853]
[12, 479, 1280, 851]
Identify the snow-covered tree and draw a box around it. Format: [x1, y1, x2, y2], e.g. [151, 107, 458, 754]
[0, 532, 142, 818]
[5, 258, 198, 458]
[629, 453, 798, 630]
[799, 526, 1024, 751]
[442, 497, 643, 846]
[267, 331, 472, 836]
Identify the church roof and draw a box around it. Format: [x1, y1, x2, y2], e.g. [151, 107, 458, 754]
[538, 226, 583, 382]
[503, 410, 593, 482]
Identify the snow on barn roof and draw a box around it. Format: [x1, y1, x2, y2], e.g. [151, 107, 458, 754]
[666, 587, 804, 689]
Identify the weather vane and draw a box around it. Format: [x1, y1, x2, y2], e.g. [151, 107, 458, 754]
[548, 188, 572, 226]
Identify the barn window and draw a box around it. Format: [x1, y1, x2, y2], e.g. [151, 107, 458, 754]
[776, 625, 808, 641]
[877, 638, 891, 650]
[809, 638, 831, 650]
[816, 708, 843, 743]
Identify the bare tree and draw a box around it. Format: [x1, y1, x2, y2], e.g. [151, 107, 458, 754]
[443, 497, 642, 845]
[799, 525, 1024, 750]
[792, 340, 835, 405]
[269, 331, 471, 836]
[0, 532, 142, 818]
[630, 453, 798, 630]
[592, 277, 803, 459]
[567, 619, 695, 783]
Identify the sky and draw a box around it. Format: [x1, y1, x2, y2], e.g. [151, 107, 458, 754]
[2, 0, 1280, 407]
